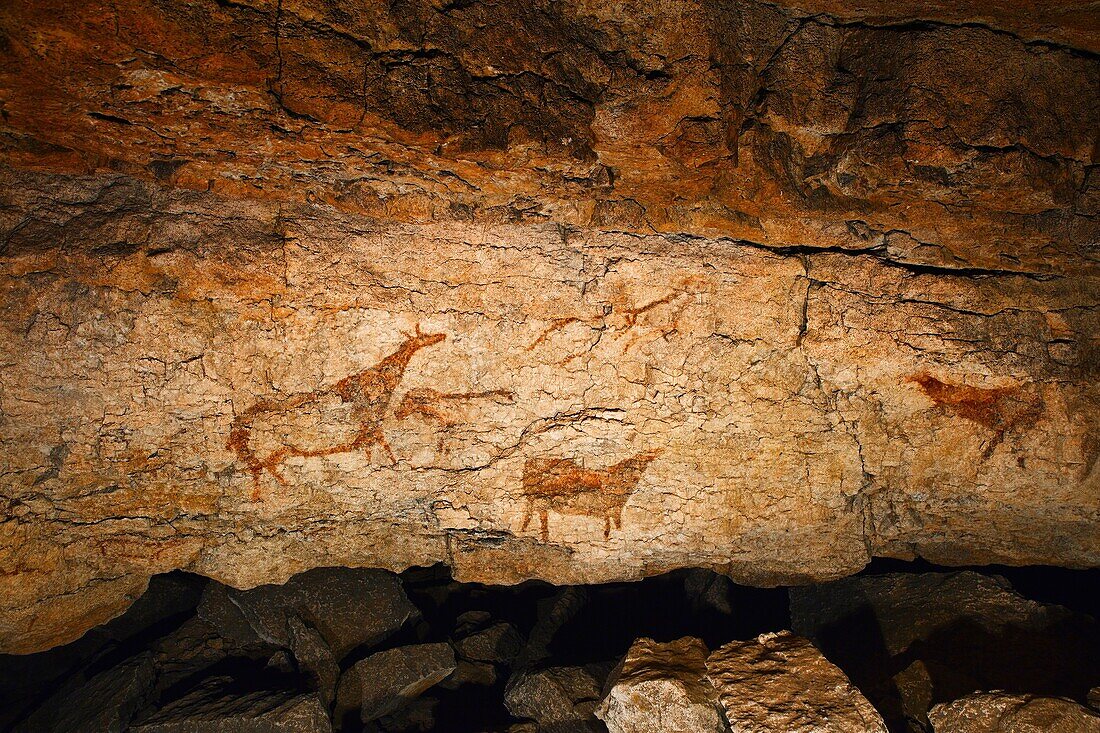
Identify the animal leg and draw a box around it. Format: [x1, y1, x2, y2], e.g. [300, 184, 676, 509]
[604, 515, 611, 540]
[248, 468, 264, 502]
[374, 428, 397, 464]
[521, 505, 532, 533]
[614, 507, 624, 530]
[540, 509, 549, 542]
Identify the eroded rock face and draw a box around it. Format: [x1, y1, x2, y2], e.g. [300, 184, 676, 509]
[705, 631, 888, 732]
[928, 692, 1100, 733]
[790, 571, 1100, 731]
[335, 643, 457, 724]
[596, 636, 725, 733]
[130, 678, 333, 733]
[0, 0, 1098, 654]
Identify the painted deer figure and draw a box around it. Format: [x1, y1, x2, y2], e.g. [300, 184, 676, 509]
[227, 326, 446, 500]
[520, 449, 661, 541]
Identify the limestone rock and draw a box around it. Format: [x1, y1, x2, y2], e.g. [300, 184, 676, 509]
[705, 631, 888, 732]
[286, 615, 340, 709]
[928, 692, 1100, 733]
[596, 636, 725, 733]
[14, 652, 157, 733]
[789, 572, 1100, 730]
[790, 571, 1082, 656]
[335, 643, 457, 723]
[504, 665, 606, 732]
[223, 568, 418, 659]
[1, 0, 1098, 655]
[130, 678, 332, 733]
[455, 622, 524, 665]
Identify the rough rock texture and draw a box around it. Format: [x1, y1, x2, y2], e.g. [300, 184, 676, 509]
[789, 571, 1100, 731]
[130, 678, 332, 733]
[705, 631, 888, 732]
[454, 622, 524, 666]
[13, 651, 157, 733]
[790, 571, 1083, 655]
[0, 0, 1098, 654]
[595, 636, 725, 733]
[335, 642, 456, 723]
[212, 568, 417, 659]
[504, 665, 606, 732]
[928, 692, 1100, 733]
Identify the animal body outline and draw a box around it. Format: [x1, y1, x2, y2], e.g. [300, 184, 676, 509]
[227, 325, 445, 500]
[910, 372, 1043, 459]
[520, 449, 661, 541]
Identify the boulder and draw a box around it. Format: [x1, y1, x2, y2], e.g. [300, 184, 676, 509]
[789, 571, 1100, 730]
[455, 622, 524, 666]
[13, 652, 157, 733]
[928, 692, 1100, 733]
[705, 631, 888, 733]
[286, 615, 340, 708]
[222, 569, 419, 660]
[335, 643, 456, 724]
[130, 678, 331, 733]
[596, 636, 725, 733]
[504, 665, 606, 732]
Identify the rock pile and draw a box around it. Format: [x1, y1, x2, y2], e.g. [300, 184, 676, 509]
[0, 566, 1096, 732]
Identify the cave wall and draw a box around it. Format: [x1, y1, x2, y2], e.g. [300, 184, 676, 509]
[0, 0, 1097, 654]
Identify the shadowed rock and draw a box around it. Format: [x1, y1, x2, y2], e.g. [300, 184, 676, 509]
[217, 568, 419, 660]
[14, 652, 157, 733]
[335, 643, 456, 724]
[130, 677, 331, 733]
[505, 665, 607, 733]
[789, 571, 1100, 731]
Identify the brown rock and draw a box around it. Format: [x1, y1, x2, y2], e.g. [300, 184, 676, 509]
[789, 572, 1100, 730]
[705, 631, 888, 732]
[14, 652, 157, 733]
[223, 568, 418, 659]
[130, 678, 332, 733]
[335, 643, 456, 723]
[455, 622, 524, 665]
[596, 636, 725, 733]
[0, 0, 1098, 655]
[504, 665, 606, 732]
[790, 572, 1080, 657]
[286, 616, 340, 709]
[928, 692, 1100, 733]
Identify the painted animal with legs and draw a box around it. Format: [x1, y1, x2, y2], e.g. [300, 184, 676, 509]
[227, 326, 446, 500]
[520, 449, 661, 541]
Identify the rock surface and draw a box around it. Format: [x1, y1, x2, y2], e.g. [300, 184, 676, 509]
[130, 678, 332, 733]
[790, 571, 1100, 730]
[335, 642, 457, 723]
[219, 568, 418, 659]
[596, 636, 725, 733]
[1, 0, 1098, 654]
[504, 665, 606, 732]
[14, 652, 157, 733]
[705, 631, 888, 732]
[928, 692, 1100, 733]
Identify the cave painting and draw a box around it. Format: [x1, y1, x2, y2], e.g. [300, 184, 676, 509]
[910, 373, 1043, 458]
[526, 280, 700, 364]
[520, 450, 661, 541]
[228, 326, 446, 500]
[394, 387, 515, 452]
